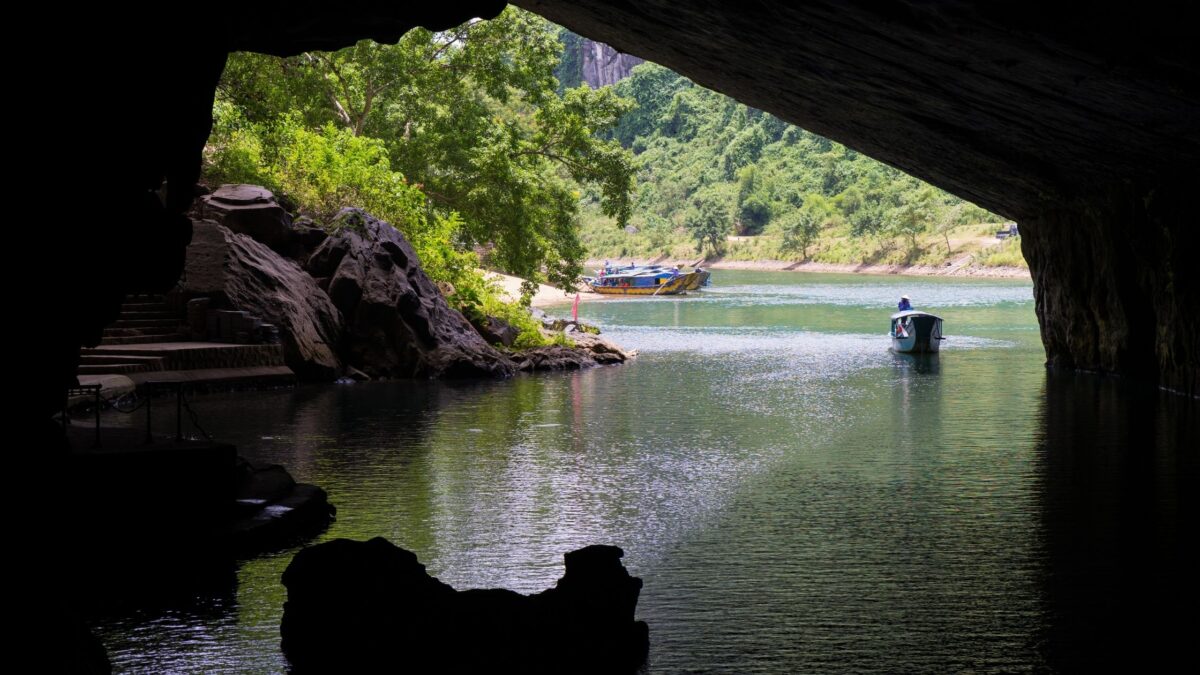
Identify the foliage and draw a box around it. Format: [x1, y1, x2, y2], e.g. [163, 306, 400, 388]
[215, 7, 636, 291]
[581, 62, 1005, 266]
[779, 194, 837, 259]
[685, 185, 734, 253]
[207, 9, 648, 349]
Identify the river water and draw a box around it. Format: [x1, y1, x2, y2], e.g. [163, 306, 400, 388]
[92, 271, 1194, 673]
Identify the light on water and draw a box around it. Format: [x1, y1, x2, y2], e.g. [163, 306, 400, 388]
[91, 270, 1193, 673]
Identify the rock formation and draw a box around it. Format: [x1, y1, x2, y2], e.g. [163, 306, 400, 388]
[182, 221, 345, 380]
[513, 330, 634, 372]
[306, 209, 515, 378]
[561, 32, 644, 88]
[280, 538, 649, 673]
[195, 184, 294, 254]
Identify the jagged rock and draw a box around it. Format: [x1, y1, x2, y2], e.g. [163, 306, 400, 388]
[306, 208, 513, 378]
[182, 220, 343, 380]
[470, 314, 519, 347]
[280, 537, 648, 674]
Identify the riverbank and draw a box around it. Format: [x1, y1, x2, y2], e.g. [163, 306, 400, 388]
[583, 257, 1030, 279]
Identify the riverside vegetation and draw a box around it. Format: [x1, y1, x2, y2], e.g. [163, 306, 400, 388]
[204, 9, 1025, 356]
[577, 60, 1023, 271]
[205, 8, 637, 347]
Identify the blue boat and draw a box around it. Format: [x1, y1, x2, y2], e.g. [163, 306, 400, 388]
[583, 262, 711, 295]
[890, 310, 945, 353]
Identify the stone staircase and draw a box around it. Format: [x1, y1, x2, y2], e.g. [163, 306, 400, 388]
[100, 295, 189, 345]
[78, 295, 295, 391]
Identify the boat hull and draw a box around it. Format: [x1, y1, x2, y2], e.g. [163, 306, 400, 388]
[683, 270, 711, 290]
[890, 313, 943, 353]
[891, 335, 941, 354]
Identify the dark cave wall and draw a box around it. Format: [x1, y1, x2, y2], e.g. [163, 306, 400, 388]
[41, 0, 1199, 413]
[1022, 181, 1196, 394]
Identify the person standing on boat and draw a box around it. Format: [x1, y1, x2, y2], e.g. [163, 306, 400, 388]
[898, 294, 913, 311]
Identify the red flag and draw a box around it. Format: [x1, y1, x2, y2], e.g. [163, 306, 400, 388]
[572, 293, 580, 322]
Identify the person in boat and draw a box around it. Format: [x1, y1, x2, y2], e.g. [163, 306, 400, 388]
[671, 265, 680, 279]
[897, 294, 913, 311]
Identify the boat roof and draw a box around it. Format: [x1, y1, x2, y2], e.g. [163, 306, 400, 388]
[890, 310, 943, 320]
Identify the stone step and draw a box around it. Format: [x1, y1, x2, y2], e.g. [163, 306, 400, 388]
[129, 365, 296, 391]
[102, 329, 188, 340]
[78, 354, 167, 370]
[78, 363, 149, 375]
[121, 302, 172, 310]
[110, 318, 184, 329]
[84, 342, 286, 369]
[100, 333, 190, 345]
[119, 310, 180, 321]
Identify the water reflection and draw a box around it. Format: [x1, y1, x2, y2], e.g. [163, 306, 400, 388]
[1034, 372, 1195, 671]
[87, 271, 1195, 673]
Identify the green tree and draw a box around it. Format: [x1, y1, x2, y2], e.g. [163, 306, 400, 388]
[888, 186, 938, 253]
[780, 194, 836, 259]
[735, 166, 773, 234]
[685, 186, 734, 253]
[935, 202, 965, 254]
[216, 7, 637, 289]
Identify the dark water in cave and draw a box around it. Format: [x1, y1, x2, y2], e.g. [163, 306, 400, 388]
[91, 271, 1194, 673]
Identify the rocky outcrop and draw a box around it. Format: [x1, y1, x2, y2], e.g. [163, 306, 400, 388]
[514, 330, 634, 372]
[182, 221, 344, 380]
[306, 209, 514, 378]
[572, 36, 643, 88]
[195, 184, 293, 253]
[230, 459, 335, 553]
[280, 537, 648, 673]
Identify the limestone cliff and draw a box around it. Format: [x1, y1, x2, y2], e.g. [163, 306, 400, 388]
[559, 31, 643, 89]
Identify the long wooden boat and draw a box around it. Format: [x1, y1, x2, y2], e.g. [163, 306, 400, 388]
[585, 270, 705, 295]
[890, 310, 945, 353]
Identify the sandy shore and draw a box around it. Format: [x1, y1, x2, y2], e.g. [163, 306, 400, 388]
[584, 258, 1030, 279]
[484, 271, 594, 308]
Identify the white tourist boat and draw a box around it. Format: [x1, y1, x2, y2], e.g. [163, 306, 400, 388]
[890, 310, 945, 353]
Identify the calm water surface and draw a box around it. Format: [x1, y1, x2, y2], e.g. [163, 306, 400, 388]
[92, 271, 1194, 673]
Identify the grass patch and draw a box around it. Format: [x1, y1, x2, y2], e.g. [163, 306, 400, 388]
[973, 237, 1028, 268]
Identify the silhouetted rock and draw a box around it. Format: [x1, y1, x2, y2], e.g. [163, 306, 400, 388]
[183, 220, 343, 380]
[306, 208, 513, 378]
[230, 459, 334, 554]
[280, 538, 648, 674]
